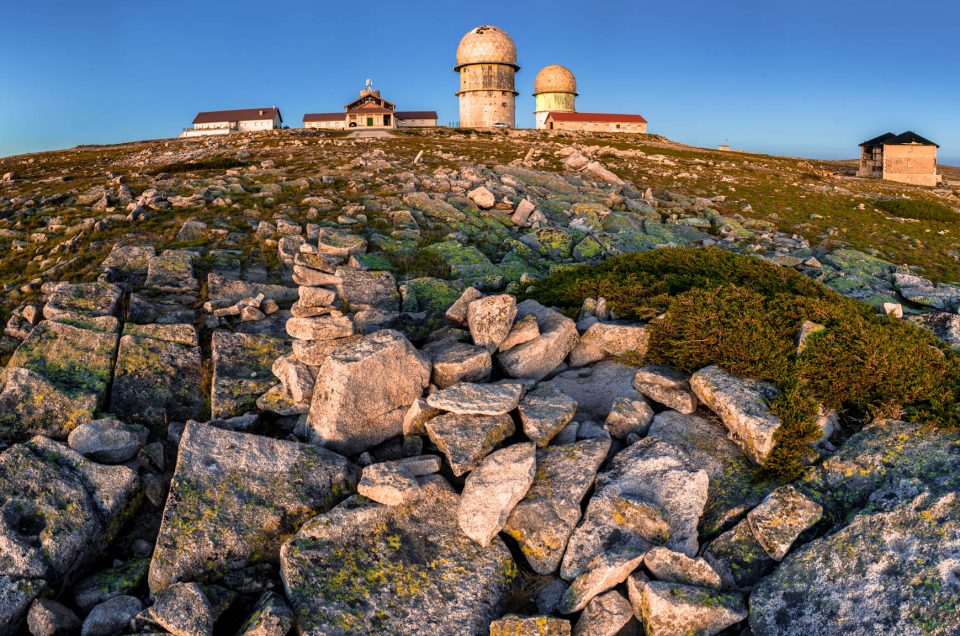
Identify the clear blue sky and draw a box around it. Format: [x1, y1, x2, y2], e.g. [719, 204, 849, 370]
[2, 0, 958, 163]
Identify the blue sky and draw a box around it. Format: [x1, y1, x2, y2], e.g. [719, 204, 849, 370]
[2, 0, 958, 163]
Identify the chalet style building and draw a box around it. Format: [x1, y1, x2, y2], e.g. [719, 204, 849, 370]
[181, 107, 283, 137]
[303, 81, 438, 130]
[858, 131, 941, 187]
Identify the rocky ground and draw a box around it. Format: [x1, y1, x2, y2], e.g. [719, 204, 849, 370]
[0, 128, 958, 635]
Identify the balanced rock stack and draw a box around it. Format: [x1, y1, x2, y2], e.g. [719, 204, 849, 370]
[257, 243, 356, 416]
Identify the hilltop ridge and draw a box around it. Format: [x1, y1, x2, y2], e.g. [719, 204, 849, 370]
[0, 127, 958, 634]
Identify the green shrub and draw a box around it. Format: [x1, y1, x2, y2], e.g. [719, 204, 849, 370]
[527, 247, 839, 321]
[874, 198, 960, 222]
[529, 247, 960, 478]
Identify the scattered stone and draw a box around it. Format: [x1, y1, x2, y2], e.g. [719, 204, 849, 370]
[236, 592, 295, 636]
[424, 339, 492, 388]
[468, 186, 496, 209]
[572, 590, 634, 636]
[42, 282, 123, 323]
[285, 314, 354, 341]
[628, 575, 747, 636]
[643, 547, 723, 589]
[147, 582, 213, 636]
[746, 485, 823, 561]
[0, 435, 139, 632]
[543, 361, 640, 422]
[146, 249, 198, 294]
[632, 365, 697, 414]
[911, 310, 960, 350]
[426, 381, 524, 415]
[647, 410, 782, 537]
[499, 313, 540, 352]
[425, 412, 515, 476]
[81, 596, 142, 636]
[690, 365, 783, 464]
[445, 287, 484, 325]
[518, 385, 578, 447]
[490, 615, 571, 635]
[796, 320, 826, 353]
[280, 478, 515, 635]
[536, 579, 569, 614]
[559, 551, 646, 613]
[27, 599, 81, 636]
[401, 397, 441, 436]
[569, 322, 649, 368]
[504, 437, 610, 575]
[306, 330, 430, 455]
[148, 422, 357, 593]
[335, 268, 400, 327]
[603, 395, 654, 438]
[497, 300, 579, 381]
[357, 455, 442, 506]
[467, 293, 517, 352]
[74, 559, 150, 612]
[67, 418, 149, 463]
[702, 516, 777, 589]
[458, 443, 536, 545]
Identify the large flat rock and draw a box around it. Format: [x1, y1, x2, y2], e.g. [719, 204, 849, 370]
[110, 323, 203, 428]
[280, 477, 515, 635]
[210, 331, 289, 419]
[0, 319, 119, 441]
[149, 422, 357, 593]
[750, 491, 960, 636]
[0, 436, 139, 633]
[542, 361, 641, 423]
[42, 282, 123, 323]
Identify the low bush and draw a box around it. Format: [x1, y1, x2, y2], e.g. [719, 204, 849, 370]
[874, 198, 960, 222]
[529, 247, 960, 478]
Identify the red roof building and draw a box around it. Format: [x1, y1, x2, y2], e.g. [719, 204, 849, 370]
[544, 111, 648, 133]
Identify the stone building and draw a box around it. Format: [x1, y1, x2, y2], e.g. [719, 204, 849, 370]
[181, 107, 282, 137]
[858, 131, 941, 187]
[543, 111, 648, 134]
[532, 64, 648, 133]
[455, 25, 519, 128]
[533, 64, 577, 129]
[303, 81, 437, 130]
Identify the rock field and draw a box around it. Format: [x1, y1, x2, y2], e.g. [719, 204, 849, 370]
[0, 128, 958, 635]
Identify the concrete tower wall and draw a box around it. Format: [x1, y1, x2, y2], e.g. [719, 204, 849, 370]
[534, 92, 576, 129]
[458, 64, 517, 128]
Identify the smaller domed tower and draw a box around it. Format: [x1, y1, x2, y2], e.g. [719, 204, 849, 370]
[533, 65, 577, 130]
[455, 25, 519, 128]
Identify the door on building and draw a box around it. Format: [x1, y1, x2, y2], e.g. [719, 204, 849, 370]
[367, 117, 374, 127]
[384, 114, 391, 127]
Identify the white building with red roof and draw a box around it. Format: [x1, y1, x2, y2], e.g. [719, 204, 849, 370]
[180, 107, 283, 138]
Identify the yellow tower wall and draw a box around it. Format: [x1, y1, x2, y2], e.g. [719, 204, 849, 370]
[534, 92, 576, 129]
